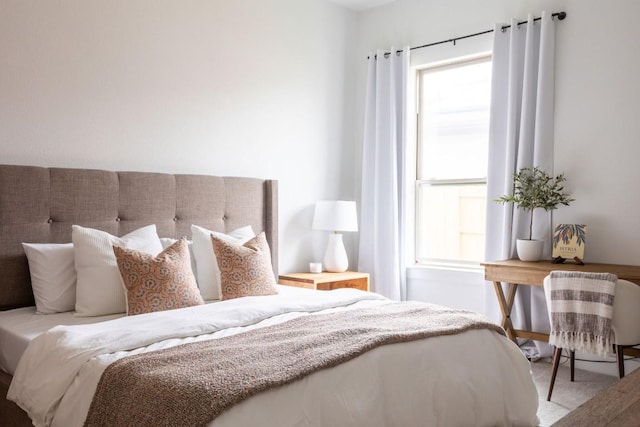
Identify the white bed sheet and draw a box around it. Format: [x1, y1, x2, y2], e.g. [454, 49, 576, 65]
[0, 297, 225, 375]
[8, 286, 540, 427]
[0, 307, 121, 375]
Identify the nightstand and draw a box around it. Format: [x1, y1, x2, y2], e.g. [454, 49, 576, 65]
[278, 271, 369, 291]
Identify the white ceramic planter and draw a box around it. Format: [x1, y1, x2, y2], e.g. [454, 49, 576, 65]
[516, 239, 544, 262]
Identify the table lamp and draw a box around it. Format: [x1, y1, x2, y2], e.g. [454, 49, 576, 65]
[312, 200, 358, 273]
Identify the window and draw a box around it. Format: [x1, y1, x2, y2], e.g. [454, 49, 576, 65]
[415, 55, 491, 266]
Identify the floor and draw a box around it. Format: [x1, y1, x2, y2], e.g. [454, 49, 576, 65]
[531, 359, 618, 426]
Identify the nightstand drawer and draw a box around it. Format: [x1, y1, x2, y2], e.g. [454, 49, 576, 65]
[316, 278, 368, 291]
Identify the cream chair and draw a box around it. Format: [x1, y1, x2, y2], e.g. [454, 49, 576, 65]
[543, 275, 640, 401]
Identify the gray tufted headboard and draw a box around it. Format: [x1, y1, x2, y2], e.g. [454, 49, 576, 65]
[0, 164, 278, 311]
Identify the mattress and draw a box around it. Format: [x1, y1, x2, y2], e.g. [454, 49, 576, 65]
[0, 293, 232, 376]
[0, 285, 306, 375]
[0, 308, 122, 375]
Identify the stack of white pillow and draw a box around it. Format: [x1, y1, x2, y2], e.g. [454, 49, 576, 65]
[22, 224, 255, 317]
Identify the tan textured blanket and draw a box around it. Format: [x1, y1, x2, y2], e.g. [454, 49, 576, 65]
[84, 301, 505, 427]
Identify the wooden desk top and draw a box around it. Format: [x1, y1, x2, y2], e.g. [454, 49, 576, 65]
[482, 259, 640, 286]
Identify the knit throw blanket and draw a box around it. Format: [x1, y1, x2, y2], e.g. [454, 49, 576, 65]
[84, 301, 505, 427]
[548, 271, 617, 357]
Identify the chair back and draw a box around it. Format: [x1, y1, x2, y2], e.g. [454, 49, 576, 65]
[610, 279, 640, 345]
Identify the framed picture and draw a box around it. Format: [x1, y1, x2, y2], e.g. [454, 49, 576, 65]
[552, 224, 586, 262]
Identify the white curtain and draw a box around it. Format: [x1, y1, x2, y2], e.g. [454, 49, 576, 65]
[358, 47, 409, 300]
[485, 12, 557, 359]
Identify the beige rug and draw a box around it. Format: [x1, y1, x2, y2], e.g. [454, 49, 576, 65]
[531, 359, 617, 426]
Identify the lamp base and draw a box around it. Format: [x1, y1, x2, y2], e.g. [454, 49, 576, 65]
[323, 233, 348, 273]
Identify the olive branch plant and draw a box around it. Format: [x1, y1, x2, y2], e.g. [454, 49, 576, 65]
[495, 166, 575, 241]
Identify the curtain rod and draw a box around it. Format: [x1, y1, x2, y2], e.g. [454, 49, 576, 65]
[375, 11, 566, 59]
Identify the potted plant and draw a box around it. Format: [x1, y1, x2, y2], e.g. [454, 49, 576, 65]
[495, 166, 574, 261]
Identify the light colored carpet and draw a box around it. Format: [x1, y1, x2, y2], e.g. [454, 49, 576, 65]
[531, 359, 617, 426]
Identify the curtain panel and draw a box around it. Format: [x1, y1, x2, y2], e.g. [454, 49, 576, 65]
[485, 11, 558, 359]
[358, 47, 409, 300]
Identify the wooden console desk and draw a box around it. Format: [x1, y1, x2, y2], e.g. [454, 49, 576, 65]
[482, 259, 640, 344]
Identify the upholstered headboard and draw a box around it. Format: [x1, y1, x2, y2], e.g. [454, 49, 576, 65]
[0, 164, 278, 310]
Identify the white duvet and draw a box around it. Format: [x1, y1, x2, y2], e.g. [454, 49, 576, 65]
[8, 286, 539, 427]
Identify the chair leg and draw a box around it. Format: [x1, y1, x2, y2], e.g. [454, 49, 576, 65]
[616, 345, 625, 379]
[570, 350, 575, 382]
[548, 347, 563, 401]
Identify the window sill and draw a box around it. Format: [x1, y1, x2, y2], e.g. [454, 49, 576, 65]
[407, 263, 484, 280]
[409, 262, 483, 273]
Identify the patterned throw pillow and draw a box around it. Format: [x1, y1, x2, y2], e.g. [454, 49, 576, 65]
[210, 232, 277, 300]
[113, 238, 204, 315]
[191, 225, 255, 300]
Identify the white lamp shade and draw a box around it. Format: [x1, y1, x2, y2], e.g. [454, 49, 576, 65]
[312, 201, 358, 232]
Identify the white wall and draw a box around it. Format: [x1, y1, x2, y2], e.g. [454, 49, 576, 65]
[355, 0, 640, 376]
[0, 0, 359, 275]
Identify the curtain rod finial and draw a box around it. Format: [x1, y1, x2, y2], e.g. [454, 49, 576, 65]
[557, 11, 567, 20]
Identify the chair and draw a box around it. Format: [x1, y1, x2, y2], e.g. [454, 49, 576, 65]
[543, 274, 640, 401]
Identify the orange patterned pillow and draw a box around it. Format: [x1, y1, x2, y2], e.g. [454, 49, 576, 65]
[113, 238, 204, 315]
[210, 232, 277, 300]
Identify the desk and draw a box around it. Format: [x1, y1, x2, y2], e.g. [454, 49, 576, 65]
[482, 259, 640, 343]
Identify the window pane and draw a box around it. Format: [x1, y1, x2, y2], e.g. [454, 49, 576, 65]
[416, 183, 486, 263]
[418, 60, 491, 181]
[415, 56, 491, 265]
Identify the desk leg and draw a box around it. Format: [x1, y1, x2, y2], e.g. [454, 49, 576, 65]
[492, 281, 518, 343]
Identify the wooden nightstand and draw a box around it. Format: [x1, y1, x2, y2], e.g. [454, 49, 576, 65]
[278, 271, 369, 291]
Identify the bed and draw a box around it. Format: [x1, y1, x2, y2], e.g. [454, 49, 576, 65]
[0, 164, 539, 427]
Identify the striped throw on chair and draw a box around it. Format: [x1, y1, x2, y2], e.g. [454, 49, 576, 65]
[547, 271, 617, 357]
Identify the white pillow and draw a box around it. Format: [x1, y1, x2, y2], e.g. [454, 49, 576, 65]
[190, 225, 255, 300]
[73, 224, 163, 317]
[160, 237, 197, 278]
[22, 243, 76, 314]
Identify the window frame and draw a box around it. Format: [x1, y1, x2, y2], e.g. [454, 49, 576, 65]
[414, 53, 492, 268]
